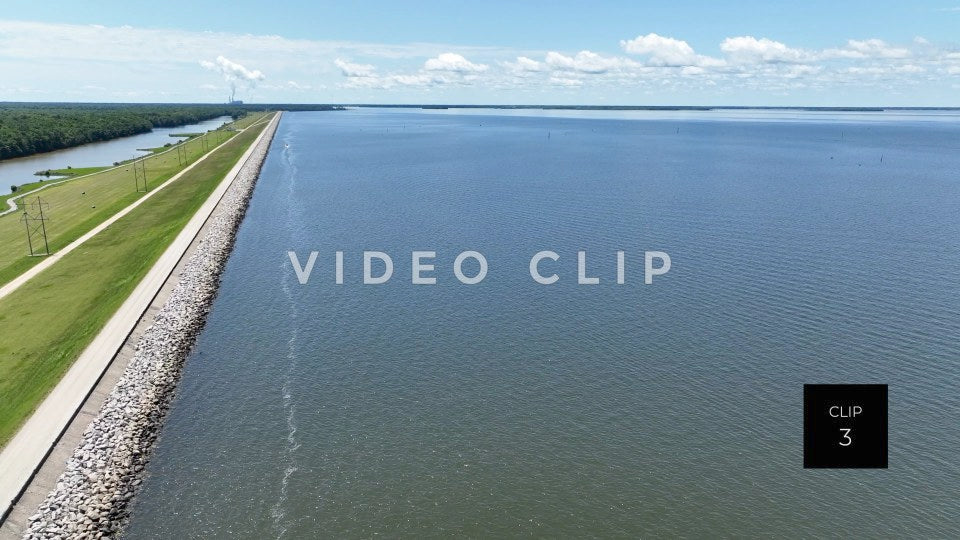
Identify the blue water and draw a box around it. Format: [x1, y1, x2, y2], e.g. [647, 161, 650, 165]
[123, 109, 960, 538]
[0, 116, 231, 187]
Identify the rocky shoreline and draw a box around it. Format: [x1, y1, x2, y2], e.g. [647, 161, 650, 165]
[22, 113, 280, 539]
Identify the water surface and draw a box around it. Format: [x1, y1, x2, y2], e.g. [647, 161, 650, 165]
[124, 109, 960, 538]
[0, 116, 230, 187]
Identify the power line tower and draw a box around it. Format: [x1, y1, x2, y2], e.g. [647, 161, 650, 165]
[19, 196, 51, 256]
[133, 155, 148, 192]
[176, 141, 189, 167]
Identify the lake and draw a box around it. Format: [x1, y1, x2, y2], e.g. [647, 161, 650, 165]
[0, 116, 231, 188]
[123, 108, 960, 537]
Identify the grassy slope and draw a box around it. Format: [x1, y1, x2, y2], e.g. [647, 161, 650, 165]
[1, 179, 56, 208]
[0, 113, 266, 286]
[0, 116, 270, 446]
[33, 167, 110, 177]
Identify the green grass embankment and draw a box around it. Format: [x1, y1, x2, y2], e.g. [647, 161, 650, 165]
[0, 114, 272, 446]
[0, 113, 267, 286]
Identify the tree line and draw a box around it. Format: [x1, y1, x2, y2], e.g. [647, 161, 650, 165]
[0, 103, 247, 161]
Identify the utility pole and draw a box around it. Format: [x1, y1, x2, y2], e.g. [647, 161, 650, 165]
[19, 196, 51, 256]
[176, 141, 189, 167]
[134, 156, 148, 192]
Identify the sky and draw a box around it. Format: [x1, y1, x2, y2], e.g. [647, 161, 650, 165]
[1, 1, 959, 106]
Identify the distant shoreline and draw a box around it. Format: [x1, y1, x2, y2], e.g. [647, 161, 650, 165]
[2, 102, 956, 112]
[346, 104, 960, 112]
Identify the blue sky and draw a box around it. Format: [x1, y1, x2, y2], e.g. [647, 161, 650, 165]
[2, 1, 959, 105]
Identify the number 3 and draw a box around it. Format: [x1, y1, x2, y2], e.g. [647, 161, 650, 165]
[839, 428, 852, 447]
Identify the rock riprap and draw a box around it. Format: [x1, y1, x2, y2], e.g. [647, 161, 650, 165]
[23, 114, 280, 539]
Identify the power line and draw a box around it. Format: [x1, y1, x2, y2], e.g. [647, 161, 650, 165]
[176, 140, 189, 167]
[19, 196, 51, 256]
[133, 155, 148, 192]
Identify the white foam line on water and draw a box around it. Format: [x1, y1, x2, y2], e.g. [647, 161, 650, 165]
[0, 112, 282, 529]
[271, 132, 303, 540]
[271, 322, 301, 539]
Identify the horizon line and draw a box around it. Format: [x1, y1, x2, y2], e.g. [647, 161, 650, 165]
[2, 101, 960, 111]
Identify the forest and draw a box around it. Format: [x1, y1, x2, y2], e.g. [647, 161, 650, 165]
[0, 103, 246, 161]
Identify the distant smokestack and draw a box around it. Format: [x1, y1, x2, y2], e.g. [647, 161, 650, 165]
[200, 55, 264, 101]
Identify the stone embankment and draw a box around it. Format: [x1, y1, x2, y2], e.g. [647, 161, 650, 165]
[22, 114, 280, 539]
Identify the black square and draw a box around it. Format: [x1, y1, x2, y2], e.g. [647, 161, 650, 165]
[804, 384, 887, 468]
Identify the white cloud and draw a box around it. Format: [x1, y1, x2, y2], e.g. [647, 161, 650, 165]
[549, 76, 584, 87]
[720, 36, 810, 64]
[504, 56, 545, 73]
[336, 53, 489, 90]
[681, 66, 706, 76]
[620, 33, 726, 68]
[0, 19, 954, 104]
[199, 55, 265, 82]
[338, 71, 436, 90]
[334, 58, 377, 77]
[0, 20, 508, 68]
[896, 64, 925, 73]
[825, 39, 910, 59]
[781, 65, 822, 79]
[620, 33, 699, 66]
[423, 53, 488, 72]
[286, 80, 311, 90]
[545, 50, 636, 74]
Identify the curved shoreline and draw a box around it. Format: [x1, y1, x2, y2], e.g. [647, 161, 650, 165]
[20, 114, 281, 539]
[0, 116, 240, 218]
